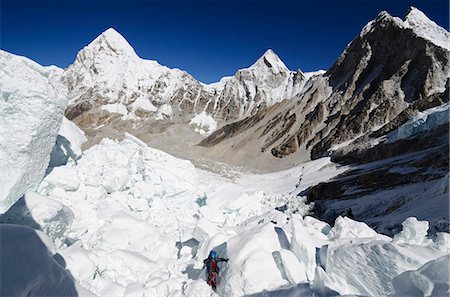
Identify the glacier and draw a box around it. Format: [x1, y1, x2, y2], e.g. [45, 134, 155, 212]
[1, 133, 446, 296]
[48, 116, 87, 170]
[0, 50, 67, 213]
[386, 103, 450, 143]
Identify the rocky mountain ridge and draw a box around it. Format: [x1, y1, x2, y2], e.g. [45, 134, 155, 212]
[201, 7, 449, 168]
[5, 7, 446, 175]
[194, 6, 449, 233]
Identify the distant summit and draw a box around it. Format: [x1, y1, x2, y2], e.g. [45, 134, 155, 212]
[249, 49, 289, 74]
[63, 30, 317, 131]
[77, 27, 139, 60]
[405, 6, 449, 49]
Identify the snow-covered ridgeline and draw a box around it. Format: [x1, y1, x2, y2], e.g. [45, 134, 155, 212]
[360, 6, 449, 50]
[64, 28, 323, 124]
[204, 49, 324, 119]
[405, 7, 450, 50]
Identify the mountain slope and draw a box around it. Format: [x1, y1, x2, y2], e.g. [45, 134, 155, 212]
[204, 49, 314, 120]
[63, 29, 317, 143]
[64, 28, 211, 121]
[200, 7, 449, 170]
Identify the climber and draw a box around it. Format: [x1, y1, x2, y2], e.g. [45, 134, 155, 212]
[203, 250, 228, 291]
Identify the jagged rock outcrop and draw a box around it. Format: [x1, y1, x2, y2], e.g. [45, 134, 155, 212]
[201, 7, 449, 169]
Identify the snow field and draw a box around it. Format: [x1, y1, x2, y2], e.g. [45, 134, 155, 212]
[13, 134, 446, 296]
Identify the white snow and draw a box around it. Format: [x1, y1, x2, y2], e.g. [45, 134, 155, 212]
[0, 50, 67, 213]
[155, 103, 173, 120]
[0, 138, 448, 297]
[328, 215, 390, 241]
[2, 11, 449, 296]
[65, 28, 200, 112]
[2, 49, 448, 294]
[2, 45, 449, 295]
[189, 111, 218, 135]
[302, 70, 326, 81]
[249, 49, 289, 74]
[22, 192, 74, 247]
[324, 238, 447, 296]
[6, 135, 442, 296]
[393, 217, 433, 246]
[322, 216, 448, 296]
[386, 103, 450, 143]
[58, 117, 87, 155]
[48, 117, 87, 169]
[205, 75, 233, 91]
[290, 216, 317, 280]
[0, 224, 93, 296]
[101, 103, 128, 116]
[392, 255, 450, 296]
[130, 96, 158, 113]
[405, 7, 450, 50]
[204, 49, 318, 118]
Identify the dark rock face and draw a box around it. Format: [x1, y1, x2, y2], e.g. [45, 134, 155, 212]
[307, 137, 449, 236]
[331, 124, 448, 164]
[65, 101, 93, 120]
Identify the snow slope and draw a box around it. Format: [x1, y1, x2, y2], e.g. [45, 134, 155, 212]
[205, 49, 321, 119]
[0, 50, 67, 213]
[5, 135, 445, 297]
[48, 117, 87, 169]
[64, 29, 321, 130]
[392, 254, 450, 296]
[189, 111, 218, 135]
[0, 224, 93, 296]
[405, 6, 450, 49]
[386, 103, 450, 143]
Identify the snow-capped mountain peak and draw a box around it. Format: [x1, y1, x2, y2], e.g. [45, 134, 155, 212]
[86, 27, 138, 58]
[65, 27, 191, 116]
[360, 7, 448, 49]
[248, 49, 289, 74]
[405, 6, 449, 49]
[360, 10, 405, 37]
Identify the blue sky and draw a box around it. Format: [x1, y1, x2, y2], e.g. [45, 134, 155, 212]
[1, 1, 448, 83]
